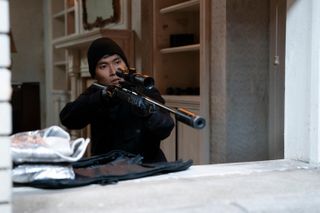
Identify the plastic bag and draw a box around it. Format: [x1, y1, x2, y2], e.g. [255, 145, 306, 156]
[12, 164, 75, 183]
[11, 126, 90, 163]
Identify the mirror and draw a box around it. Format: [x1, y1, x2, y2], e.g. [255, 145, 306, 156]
[82, 0, 120, 30]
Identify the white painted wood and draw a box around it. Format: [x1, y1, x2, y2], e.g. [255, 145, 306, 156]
[52, 90, 69, 126]
[308, 0, 320, 163]
[160, 0, 199, 14]
[164, 95, 201, 164]
[0, 205, 11, 213]
[153, 0, 209, 164]
[0, 0, 9, 33]
[0, 34, 10, 67]
[160, 44, 200, 54]
[0, 137, 11, 169]
[0, 103, 11, 135]
[0, 1, 12, 211]
[177, 109, 201, 164]
[285, 0, 320, 163]
[0, 170, 11, 203]
[0, 69, 11, 101]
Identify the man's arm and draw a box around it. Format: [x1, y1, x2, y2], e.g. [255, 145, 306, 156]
[145, 109, 175, 140]
[140, 87, 175, 140]
[59, 86, 105, 129]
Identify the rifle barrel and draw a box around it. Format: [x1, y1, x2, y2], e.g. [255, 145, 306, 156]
[92, 82, 206, 129]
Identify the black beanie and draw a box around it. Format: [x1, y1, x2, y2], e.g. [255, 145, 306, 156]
[87, 37, 129, 77]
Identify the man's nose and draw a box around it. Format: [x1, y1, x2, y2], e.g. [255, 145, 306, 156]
[110, 64, 117, 75]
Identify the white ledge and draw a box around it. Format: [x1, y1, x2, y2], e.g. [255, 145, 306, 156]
[13, 159, 320, 212]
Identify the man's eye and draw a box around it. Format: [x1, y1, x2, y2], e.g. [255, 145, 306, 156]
[99, 64, 107, 69]
[115, 59, 121, 64]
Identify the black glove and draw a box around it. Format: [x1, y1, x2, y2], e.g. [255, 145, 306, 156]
[101, 85, 116, 102]
[147, 110, 174, 131]
[128, 95, 156, 117]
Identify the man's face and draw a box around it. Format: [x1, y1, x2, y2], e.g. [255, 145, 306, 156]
[95, 54, 127, 86]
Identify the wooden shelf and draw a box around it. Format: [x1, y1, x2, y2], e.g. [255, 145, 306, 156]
[52, 11, 65, 19]
[163, 95, 200, 102]
[51, 0, 77, 40]
[160, 44, 200, 54]
[160, 0, 199, 14]
[53, 60, 67, 67]
[155, 0, 200, 94]
[66, 7, 75, 13]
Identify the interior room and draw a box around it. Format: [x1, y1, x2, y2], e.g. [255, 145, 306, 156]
[2, 0, 320, 212]
[9, 0, 286, 165]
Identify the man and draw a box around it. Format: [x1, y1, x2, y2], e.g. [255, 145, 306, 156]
[60, 37, 174, 163]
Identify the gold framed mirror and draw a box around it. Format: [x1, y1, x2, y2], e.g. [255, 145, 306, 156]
[82, 0, 120, 30]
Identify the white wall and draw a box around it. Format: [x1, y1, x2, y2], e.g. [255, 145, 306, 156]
[285, 0, 320, 163]
[0, 0, 12, 212]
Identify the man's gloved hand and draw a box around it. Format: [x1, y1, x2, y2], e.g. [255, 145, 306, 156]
[128, 95, 156, 117]
[146, 110, 174, 134]
[101, 85, 116, 102]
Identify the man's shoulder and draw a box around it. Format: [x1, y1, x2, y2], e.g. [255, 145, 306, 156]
[82, 84, 100, 95]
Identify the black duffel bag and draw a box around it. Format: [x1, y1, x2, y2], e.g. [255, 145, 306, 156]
[14, 150, 193, 189]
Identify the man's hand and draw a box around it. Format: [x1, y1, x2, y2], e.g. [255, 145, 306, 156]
[128, 95, 156, 117]
[101, 85, 116, 102]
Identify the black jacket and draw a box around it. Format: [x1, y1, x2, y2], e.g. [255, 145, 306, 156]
[59, 85, 174, 163]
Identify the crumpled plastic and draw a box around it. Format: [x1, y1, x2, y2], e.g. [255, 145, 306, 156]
[11, 125, 90, 163]
[12, 164, 75, 183]
[11, 126, 90, 183]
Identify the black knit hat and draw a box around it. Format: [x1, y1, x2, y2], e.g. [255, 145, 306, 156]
[87, 37, 129, 77]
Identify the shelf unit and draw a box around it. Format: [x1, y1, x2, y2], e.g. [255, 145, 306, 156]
[153, 0, 200, 97]
[159, 0, 199, 14]
[159, 43, 200, 54]
[153, 0, 207, 164]
[51, 0, 78, 91]
[52, 0, 77, 41]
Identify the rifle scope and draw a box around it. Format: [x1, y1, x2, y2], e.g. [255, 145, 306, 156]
[116, 68, 154, 89]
